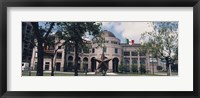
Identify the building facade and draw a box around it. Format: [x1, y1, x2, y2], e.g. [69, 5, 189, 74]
[22, 22, 34, 63]
[31, 30, 164, 73]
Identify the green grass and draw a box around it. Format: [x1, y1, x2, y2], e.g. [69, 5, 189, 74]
[22, 71, 165, 76]
[22, 71, 74, 76]
[116, 73, 165, 76]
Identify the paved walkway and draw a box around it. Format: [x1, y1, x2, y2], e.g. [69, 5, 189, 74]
[87, 72, 118, 75]
[154, 72, 178, 76]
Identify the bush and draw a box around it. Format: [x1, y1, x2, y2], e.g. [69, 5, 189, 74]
[157, 66, 163, 70]
[140, 64, 146, 74]
[171, 64, 178, 72]
[131, 64, 138, 72]
[118, 65, 125, 73]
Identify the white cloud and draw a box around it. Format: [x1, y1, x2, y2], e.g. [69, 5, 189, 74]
[102, 22, 154, 43]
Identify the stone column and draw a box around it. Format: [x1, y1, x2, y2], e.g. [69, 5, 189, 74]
[61, 50, 65, 72]
[129, 51, 132, 72]
[88, 57, 91, 71]
[80, 57, 83, 71]
[137, 52, 140, 72]
[109, 57, 112, 72]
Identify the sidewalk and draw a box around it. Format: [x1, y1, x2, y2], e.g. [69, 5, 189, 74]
[154, 72, 178, 76]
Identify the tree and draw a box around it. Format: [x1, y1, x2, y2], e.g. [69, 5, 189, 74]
[56, 22, 102, 76]
[44, 35, 65, 76]
[140, 22, 178, 76]
[31, 22, 55, 76]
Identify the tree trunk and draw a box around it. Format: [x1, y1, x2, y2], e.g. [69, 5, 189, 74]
[64, 44, 67, 71]
[51, 49, 58, 76]
[165, 57, 171, 76]
[51, 57, 54, 76]
[74, 41, 78, 76]
[37, 41, 44, 76]
[32, 22, 44, 76]
[168, 64, 172, 76]
[28, 61, 31, 76]
[152, 63, 154, 75]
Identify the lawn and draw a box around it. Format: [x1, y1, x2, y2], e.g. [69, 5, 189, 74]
[22, 71, 166, 76]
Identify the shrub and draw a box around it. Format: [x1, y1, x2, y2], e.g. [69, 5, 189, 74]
[157, 66, 163, 70]
[171, 64, 178, 72]
[140, 64, 146, 74]
[118, 64, 125, 73]
[131, 64, 138, 72]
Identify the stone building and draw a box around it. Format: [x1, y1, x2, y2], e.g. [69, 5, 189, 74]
[31, 30, 164, 73]
[22, 22, 34, 63]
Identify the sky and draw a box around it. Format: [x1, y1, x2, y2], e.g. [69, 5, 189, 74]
[38, 22, 178, 44]
[101, 22, 154, 43]
[39, 22, 154, 43]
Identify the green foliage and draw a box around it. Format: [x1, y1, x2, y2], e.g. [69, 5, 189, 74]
[140, 22, 178, 76]
[55, 22, 103, 53]
[140, 64, 146, 74]
[157, 66, 163, 70]
[171, 64, 178, 72]
[55, 22, 102, 76]
[140, 22, 178, 59]
[118, 64, 126, 73]
[31, 22, 55, 76]
[131, 64, 138, 72]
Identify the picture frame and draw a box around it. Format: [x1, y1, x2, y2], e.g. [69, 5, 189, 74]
[0, 0, 199, 98]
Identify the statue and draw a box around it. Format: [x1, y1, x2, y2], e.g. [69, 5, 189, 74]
[94, 52, 111, 76]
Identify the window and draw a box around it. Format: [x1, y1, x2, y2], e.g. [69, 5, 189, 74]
[57, 53, 62, 59]
[68, 56, 73, 61]
[58, 46, 62, 49]
[131, 52, 138, 56]
[103, 47, 107, 53]
[104, 40, 109, 43]
[69, 47, 74, 52]
[140, 58, 146, 64]
[115, 48, 118, 53]
[132, 58, 137, 64]
[34, 62, 37, 70]
[78, 48, 82, 53]
[92, 48, 95, 53]
[27, 25, 32, 31]
[35, 52, 38, 57]
[111, 41, 118, 44]
[45, 62, 50, 70]
[124, 58, 130, 65]
[83, 47, 89, 53]
[45, 65, 49, 70]
[124, 52, 130, 56]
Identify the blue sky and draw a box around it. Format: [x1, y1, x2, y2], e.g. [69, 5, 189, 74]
[39, 22, 178, 44]
[39, 22, 154, 43]
[101, 22, 154, 43]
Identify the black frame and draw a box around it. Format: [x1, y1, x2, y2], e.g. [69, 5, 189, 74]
[0, 0, 199, 98]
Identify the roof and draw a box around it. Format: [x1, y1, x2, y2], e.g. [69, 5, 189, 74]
[120, 43, 141, 47]
[101, 30, 116, 37]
